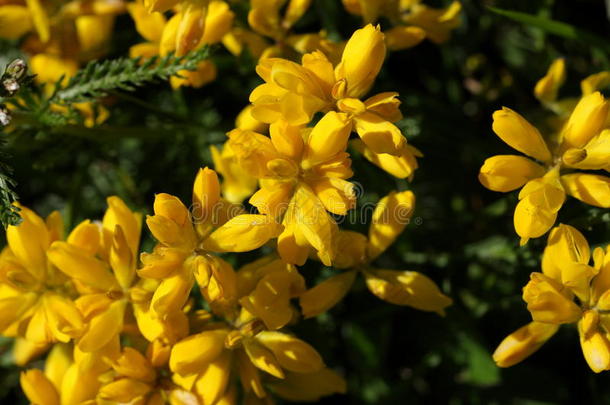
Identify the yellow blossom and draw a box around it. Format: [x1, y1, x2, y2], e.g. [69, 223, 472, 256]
[494, 225, 610, 372]
[480, 93, 610, 243]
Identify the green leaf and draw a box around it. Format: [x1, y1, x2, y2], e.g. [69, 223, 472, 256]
[488, 7, 610, 52]
[52, 46, 211, 104]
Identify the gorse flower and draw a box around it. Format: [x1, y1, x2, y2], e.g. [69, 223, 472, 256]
[494, 225, 610, 373]
[299, 190, 452, 318]
[140, 167, 282, 318]
[2, 7, 460, 403]
[0, 206, 83, 346]
[129, 0, 234, 88]
[342, 0, 462, 50]
[228, 116, 354, 265]
[248, 24, 420, 179]
[479, 91, 610, 244]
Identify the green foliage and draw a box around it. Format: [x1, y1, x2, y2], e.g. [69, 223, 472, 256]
[0, 143, 20, 229]
[488, 7, 610, 53]
[51, 46, 211, 104]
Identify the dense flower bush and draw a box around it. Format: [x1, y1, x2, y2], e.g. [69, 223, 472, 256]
[0, 0, 609, 404]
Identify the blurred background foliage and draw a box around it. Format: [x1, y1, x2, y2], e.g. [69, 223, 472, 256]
[2, 0, 610, 403]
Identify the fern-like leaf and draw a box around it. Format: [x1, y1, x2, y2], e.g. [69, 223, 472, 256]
[0, 138, 20, 229]
[52, 46, 211, 104]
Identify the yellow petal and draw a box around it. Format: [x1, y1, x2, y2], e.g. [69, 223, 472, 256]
[269, 120, 304, 160]
[491, 107, 551, 162]
[493, 322, 559, 367]
[239, 267, 304, 330]
[25, 0, 50, 43]
[75, 15, 114, 56]
[300, 271, 357, 318]
[0, 6, 33, 39]
[236, 349, 266, 398]
[352, 140, 420, 179]
[67, 220, 100, 256]
[98, 378, 152, 402]
[103, 196, 142, 259]
[581, 71, 610, 96]
[127, 1, 166, 42]
[202, 214, 283, 252]
[363, 92, 403, 122]
[304, 111, 352, 165]
[151, 269, 194, 317]
[110, 226, 136, 289]
[542, 224, 590, 284]
[364, 269, 452, 315]
[336, 24, 385, 98]
[579, 325, 610, 373]
[175, 0, 207, 56]
[235, 105, 269, 133]
[561, 173, 610, 208]
[78, 300, 126, 353]
[283, 0, 313, 28]
[353, 111, 405, 156]
[170, 329, 228, 375]
[193, 167, 221, 223]
[201, 0, 235, 44]
[310, 177, 356, 216]
[44, 343, 72, 391]
[249, 182, 293, 218]
[7, 205, 49, 278]
[243, 339, 284, 378]
[291, 185, 338, 266]
[227, 128, 281, 178]
[144, 0, 180, 13]
[268, 368, 346, 402]
[194, 351, 232, 405]
[13, 338, 47, 367]
[257, 331, 324, 373]
[44, 294, 85, 343]
[479, 155, 546, 192]
[20, 369, 59, 405]
[47, 241, 117, 291]
[522, 272, 581, 324]
[330, 230, 368, 269]
[385, 25, 426, 50]
[561, 92, 609, 149]
[534, 58, 566, 103]
[562, 129, 610, 171]
[367, 190, 415, 260]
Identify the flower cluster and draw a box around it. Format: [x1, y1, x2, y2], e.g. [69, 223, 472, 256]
[2, 20, 455, 404]
[479, 59, 610, 245]
[485, 59, 610, 373]
[493, 225, 610, 373]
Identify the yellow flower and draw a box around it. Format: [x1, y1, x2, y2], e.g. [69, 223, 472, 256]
[140, 168, 281, 318]
[129, 0, 233, 89]
[0, 206, 84, 345]
[480, 96, 610, 244]
[228, 117, 354, 265]
[342, 0, 462, 49]
[493, 322, 559, 368]
[300, 190, 452, 317]
[21, 341, 118, 405]
[222, 0, 324, 60]
[210, 141, 259, 204]
[97, 344, 198, 404]
[248, 25, 421, 177]
[236, 256, 305, 330]
[494, 225, 610, 372]
[169, 322, 342, 403]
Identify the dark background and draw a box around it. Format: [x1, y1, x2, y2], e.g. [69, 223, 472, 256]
[2, 0, 610, 403]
